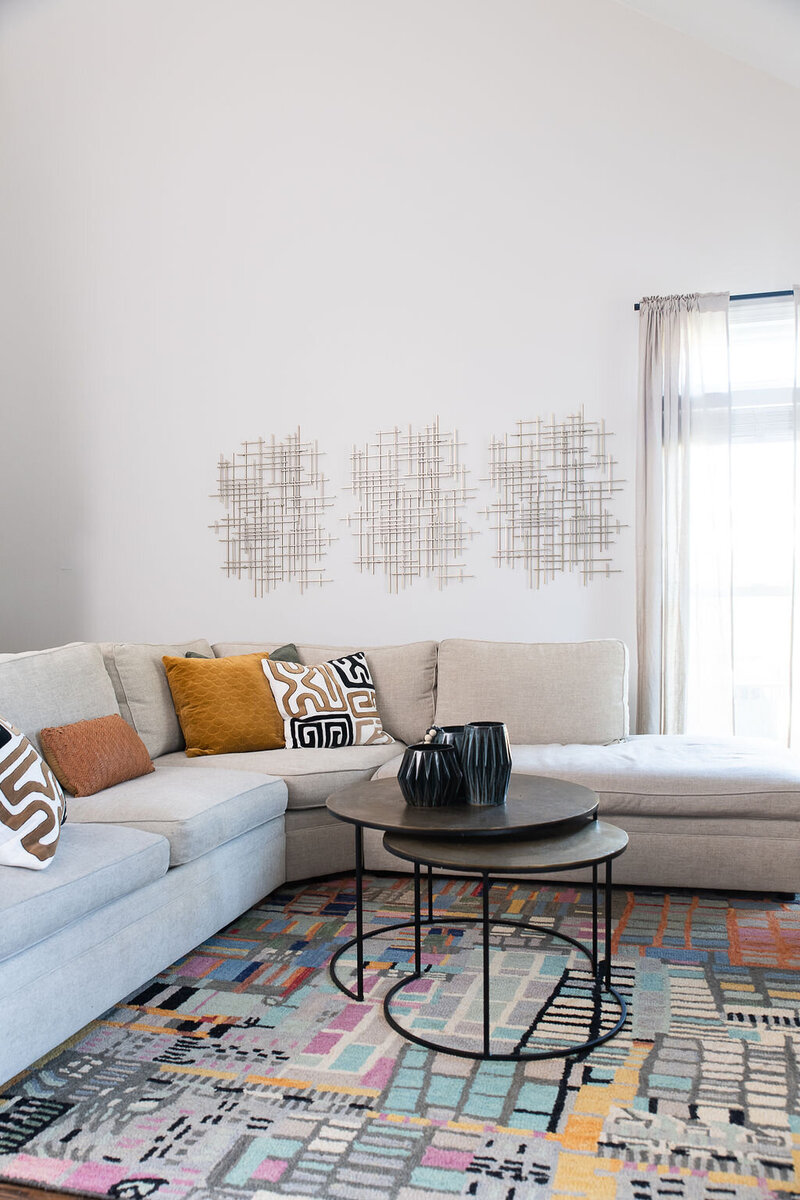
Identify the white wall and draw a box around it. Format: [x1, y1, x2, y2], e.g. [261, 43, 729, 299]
[2, 0, 800, 673]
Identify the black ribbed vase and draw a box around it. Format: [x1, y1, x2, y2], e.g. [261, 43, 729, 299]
[397, 742, 464, 808]
[461, 721, 512, 806]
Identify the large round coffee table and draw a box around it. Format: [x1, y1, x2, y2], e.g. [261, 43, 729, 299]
[326, 775, 627, 1061]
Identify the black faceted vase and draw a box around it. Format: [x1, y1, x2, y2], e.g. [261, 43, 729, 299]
[432, 724, 467, 758]
[461, 721, 512, 806]
[432, 725, 468, 800]
[397, 742, 464, 808]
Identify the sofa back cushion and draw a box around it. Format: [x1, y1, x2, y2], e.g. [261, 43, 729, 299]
[0, 643, 120, 752]
[212, 641, 437, 746]
[435, 639, 629, 745]
[101, 639, 214, 758]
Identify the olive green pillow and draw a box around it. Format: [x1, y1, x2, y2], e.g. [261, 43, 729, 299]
[186, 643, 300, 663]
[267, 643, 301, 663]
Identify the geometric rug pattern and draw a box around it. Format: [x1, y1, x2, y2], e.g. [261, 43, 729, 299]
[1, 876, 799, 1200]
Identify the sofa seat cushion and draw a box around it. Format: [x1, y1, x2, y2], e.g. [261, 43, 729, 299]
[66, 762, 287, 865]
[372, 735, 800, 821]
[0, 822, 169, 961]
[159, 743, 403, 809]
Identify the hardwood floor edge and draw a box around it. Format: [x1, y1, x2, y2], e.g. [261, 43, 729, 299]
[1, 1187, 86, 1200]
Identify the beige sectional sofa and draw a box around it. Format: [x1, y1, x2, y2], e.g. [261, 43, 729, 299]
[1, 634, 799, 1087]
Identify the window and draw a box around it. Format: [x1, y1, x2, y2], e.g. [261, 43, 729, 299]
[686, 295, 798, 743]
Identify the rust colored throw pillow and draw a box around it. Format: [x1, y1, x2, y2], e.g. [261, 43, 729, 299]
[40, 714, 154, 797]
[162, 653, 284, 757]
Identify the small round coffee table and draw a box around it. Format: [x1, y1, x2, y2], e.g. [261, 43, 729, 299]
[382, 820, 628, 1061]
[326, 775, 599, 1002]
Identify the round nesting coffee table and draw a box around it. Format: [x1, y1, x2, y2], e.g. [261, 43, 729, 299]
[383, 820, 628, 1061]
[326, 775, 599, 1003]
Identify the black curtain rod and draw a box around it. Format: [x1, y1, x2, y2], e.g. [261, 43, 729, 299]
[633, 289, 793, 312]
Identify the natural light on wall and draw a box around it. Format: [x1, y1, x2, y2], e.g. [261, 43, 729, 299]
[687, 294, 799, 744]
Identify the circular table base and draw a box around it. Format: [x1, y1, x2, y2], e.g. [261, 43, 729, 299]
[330, 916, 627, 1062]
[329, 919, 420, 1002]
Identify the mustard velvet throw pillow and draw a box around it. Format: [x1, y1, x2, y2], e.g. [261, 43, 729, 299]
[0, 715, 67, 869]
[263, 652, 394, 748]
[163, 653, 285, 756]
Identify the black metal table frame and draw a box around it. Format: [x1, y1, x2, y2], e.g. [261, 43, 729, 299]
[329, 824, 627, 1062]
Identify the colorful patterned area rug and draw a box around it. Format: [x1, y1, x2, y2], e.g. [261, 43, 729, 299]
[1, 876, 799, 1200]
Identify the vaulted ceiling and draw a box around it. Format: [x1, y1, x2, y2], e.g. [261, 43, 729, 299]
[613, 0, 800, 89]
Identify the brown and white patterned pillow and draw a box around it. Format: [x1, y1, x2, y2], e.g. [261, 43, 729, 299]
[262, 652, 394, 749]
[0, 715, 67, 870]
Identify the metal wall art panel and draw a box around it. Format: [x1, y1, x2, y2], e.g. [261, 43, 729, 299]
[485, 409, 625, 588]
[211, 429, 334, 595]
[347, 418, 475, 593]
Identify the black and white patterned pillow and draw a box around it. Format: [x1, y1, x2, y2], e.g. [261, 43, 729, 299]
[0, 715, 67, 870]
[262, 652, 394, 749]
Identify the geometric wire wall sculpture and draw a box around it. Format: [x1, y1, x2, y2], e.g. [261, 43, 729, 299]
[485, 408, 625, 588]
[346, 417, 475, 592]
[210, 428, 335, 596]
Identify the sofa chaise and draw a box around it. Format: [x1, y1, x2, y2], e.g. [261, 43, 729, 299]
[1, 634, 799, 1088]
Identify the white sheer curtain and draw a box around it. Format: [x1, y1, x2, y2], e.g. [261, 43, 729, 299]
[636, 293, 731, 735]
[792, 289, 800, 747]
[637, 288, 800, 746]
[689, 291, 800, 744]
